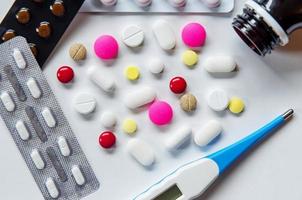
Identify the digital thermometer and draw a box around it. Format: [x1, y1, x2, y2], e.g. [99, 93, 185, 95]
[134, 109, 294, 200]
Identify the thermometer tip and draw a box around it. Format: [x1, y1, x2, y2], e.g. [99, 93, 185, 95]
[282, 109, 294, 121]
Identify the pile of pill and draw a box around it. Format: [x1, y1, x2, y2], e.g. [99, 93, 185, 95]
[58, 20, 246, 168]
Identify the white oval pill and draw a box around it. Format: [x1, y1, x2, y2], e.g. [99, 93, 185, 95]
[73, 93, 96, 115]
[27, 78, 42, 99]
[152, 20, 176, 50]
[207, 89, 229, 111]
[42, 107, 56, 128]
[122, 25, 144, 48]
[31, 149, 45, 169]
[194, 120, 222, 147]
[0, 92, 15, 112]
[204, 56, 236, 73]
[124, 87, 156, 109]
[127, 138, 155, 167]
[71, 165, 86, 186]
[100, 0, 117, 6]
[165, 125, 191, 150]
[201, 0, 221, 8]
[88, 66, 115, 92]
[135, 0, 152, 7]
[16, 120, 30, 141]
[58, 136, 71, 157]
[13, 48, 26, 69]
[45, 177, 60, 198]
[100, 111, 117, 128]
[169, 0, 186, 7]
[148, 59, 165, 74]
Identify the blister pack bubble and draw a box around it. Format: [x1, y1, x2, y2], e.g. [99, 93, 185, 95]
[0, 36, 99, 200]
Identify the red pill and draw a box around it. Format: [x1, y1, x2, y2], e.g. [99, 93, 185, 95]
[99, 131, 116, 149]
[169, 76, 187, 94]
[57, 66, 74, 83]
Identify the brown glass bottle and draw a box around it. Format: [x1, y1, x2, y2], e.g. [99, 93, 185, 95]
[232, 0, 302, 56]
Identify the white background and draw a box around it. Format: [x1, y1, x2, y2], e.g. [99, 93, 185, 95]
[1, 1, 302, 200]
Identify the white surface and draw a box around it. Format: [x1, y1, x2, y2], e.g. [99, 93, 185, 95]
[1, 1, 302, 200]
[135, 158, 219, 200]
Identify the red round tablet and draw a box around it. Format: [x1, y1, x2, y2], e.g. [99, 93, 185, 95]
[169, 76, 187, 94]
[57, 66, 74, 83]
[99, 131, 116, 149]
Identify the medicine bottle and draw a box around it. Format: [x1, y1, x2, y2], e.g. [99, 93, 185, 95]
[232, 0, 302, 56]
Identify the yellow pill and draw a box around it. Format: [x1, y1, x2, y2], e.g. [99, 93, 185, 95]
[122, 118, 137, 135]
[125, 66, 140, 80]
[228, 97, 245, 114]
[182, 50, 198, 67]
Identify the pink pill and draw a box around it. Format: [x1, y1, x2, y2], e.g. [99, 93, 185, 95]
[148, 101, 173, 126]
[181, 23, 206, 48]
[94, 35, 119, 60]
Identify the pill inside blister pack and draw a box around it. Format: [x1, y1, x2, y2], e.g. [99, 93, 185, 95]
[0, 37, 99, 200]
[81, 0, 234, 13]
[0, 0, 85, 67]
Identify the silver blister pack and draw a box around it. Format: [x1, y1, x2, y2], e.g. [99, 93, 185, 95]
[0, 37, 99, 200]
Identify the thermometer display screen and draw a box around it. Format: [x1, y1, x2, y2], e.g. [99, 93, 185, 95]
[153, 184, 183, 200]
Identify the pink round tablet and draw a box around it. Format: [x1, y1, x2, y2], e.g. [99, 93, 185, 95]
[181, 23, 206, 48]
[148, 101, 173, 126]
[94, 35, 119, 60]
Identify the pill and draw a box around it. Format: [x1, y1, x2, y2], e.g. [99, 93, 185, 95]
[2, 29, 16, 42]
[88, 66, 115, 92]
[182, 23, 206, 48]
[207, 89, 229, 111]
[69, 43, 87, 61]
[29, 43, 38, 57]
[16, 7, 31, 24]
[135, 0, 152, 7]
[100, 111, 117, 128]
[94, 35, 119, 60]
[122, 25, 144, 48]
[16, 120, 30, 141]
[169, 76, 187, 94]
[165, 125, 192, 150]
[124, 65, 140, 81]
[27, 78, 42, 99]
[152, 20, 176, 51]
[50, 0, 65, 17]
[127, 138, 155, 167]
[202, 0, 221, 8]
[36, 21, 51, 38]
[13, 48, 26, 69]
[180, 93, 197, 112]
[228, 97, 245, 114]
[71, 165, 86, 186]
[194, 120, 222, 147]
[73, 93, 96, 115]
[31, 149, 45, 169]
[45, 177, 60, 199]
[169, 0, 186, 7]
[148, 59, 165, 74]
[204, 56, 237, 73]
[99, 131, 116, 149]
[124, 86, 156, 109]
[182, 50, 198, 67]
[0, 92, 15, 112]
[42, 107, 56, 128]
[57, 136, 71, 157]
[149, 101, 173, 126]
[122, 118, 137, 135]
[100, 0, 117, 6]
[57, 66, 74, 84]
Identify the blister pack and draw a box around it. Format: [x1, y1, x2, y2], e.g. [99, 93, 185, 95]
[0, 37, 99, 200]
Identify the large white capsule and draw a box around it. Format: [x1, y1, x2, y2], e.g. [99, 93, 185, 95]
[124, 86, 156, 109]
[194, 120, 222, 147]
[204, 56, 236, 73]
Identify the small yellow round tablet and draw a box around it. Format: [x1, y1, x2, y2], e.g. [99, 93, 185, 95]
[125, 65, 140, 80]
[182, 50, 198, 67]
[122, 118, 137, 135]
[228, 97, 245, 114]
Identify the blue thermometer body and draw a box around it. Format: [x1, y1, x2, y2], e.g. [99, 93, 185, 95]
[134, 109, 294, 200]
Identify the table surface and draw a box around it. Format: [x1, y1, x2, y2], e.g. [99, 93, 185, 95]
[1, 1, 302, 200]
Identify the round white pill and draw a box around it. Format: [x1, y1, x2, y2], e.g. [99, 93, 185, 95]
[148, 59, 165, 74]
[100, 111, 117, 128]
[100, 0, 117, 6]
[204, 56, 236, 73]
[165, 125, 192, 150]
[127, 138, 155, 167]
[135, 0, 152, 7]
[122, 25, 144, 48]
[124, 86, 156, 109]
[73, 93, 96, 115]
[194, 120, 222, 147]
[201, 0, 221, 8]
[169, 0, 186, 7]
[207, 89, 229, 111]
